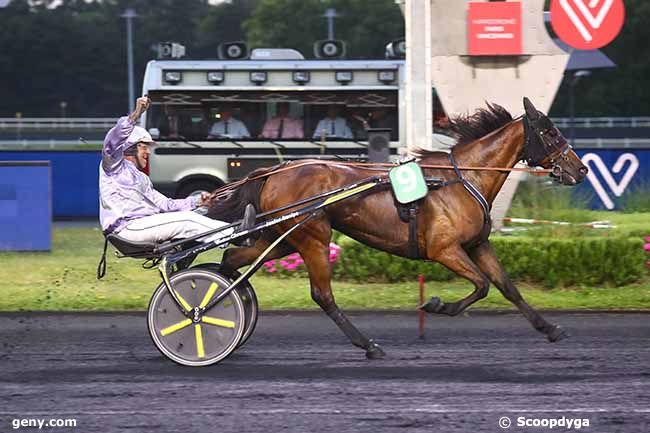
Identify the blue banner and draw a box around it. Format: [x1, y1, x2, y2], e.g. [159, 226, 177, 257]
[576, 149, 650, 210]
[0, 149, 647, 216]
[0, 162, 51, 251]
[0, 151, 101, 218]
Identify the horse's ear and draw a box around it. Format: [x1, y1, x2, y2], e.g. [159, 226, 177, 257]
[523, 97, 540, 121]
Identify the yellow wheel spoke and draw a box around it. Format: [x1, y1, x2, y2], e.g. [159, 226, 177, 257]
[160, 319, 192, 336]
[199, 283, 219, 308]
[202, 316, 235, 329]
[195, 324, 205, 358]
[174, 290, 193, 311]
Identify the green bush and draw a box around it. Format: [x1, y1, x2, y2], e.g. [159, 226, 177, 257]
[329, 236, 646, 288]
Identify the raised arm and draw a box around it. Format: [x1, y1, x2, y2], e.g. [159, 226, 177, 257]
[102, 97, 150, 172]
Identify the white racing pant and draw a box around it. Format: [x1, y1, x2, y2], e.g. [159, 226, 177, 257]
[116, 211, 234, 246]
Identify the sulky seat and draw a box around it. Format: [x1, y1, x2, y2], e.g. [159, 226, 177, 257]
[106, 233, 159, 258]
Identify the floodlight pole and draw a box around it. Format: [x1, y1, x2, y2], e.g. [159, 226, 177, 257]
[569, 70, 591, 147]
[323, 8, 339, 40]
[121, 8, 138, 113]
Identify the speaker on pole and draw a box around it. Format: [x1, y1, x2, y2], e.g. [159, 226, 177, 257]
[314, 39, 346, 59]
[218, 41, 249, 60]
[385, 37, 406, 59]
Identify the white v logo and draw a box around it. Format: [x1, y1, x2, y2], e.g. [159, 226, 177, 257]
[559, 0, 614, 42]
[581, 153, 639, 210]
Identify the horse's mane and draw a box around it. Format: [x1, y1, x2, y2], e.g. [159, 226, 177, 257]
[413, 103, 513, 158]
[206, 161, 291, 222]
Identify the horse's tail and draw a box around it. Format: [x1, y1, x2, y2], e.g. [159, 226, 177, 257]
[206, 162, 287, 222]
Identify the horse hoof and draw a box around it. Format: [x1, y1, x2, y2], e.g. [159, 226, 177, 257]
[547, 326, 569, 343]
[365, 341, 386, 359]
[419, 297, 444, 314]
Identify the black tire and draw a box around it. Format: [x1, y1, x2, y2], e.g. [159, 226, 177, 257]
[147, 269, 245, 367]
[176, 179, 224, 199]
[192, 263, 259, 348]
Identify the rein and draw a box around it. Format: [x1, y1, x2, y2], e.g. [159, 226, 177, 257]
[209, 159, 550, 200]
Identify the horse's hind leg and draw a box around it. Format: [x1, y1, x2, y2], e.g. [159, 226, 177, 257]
[469, 241, 568, 342]
[420, 244, 491, 316]
[289, 228, 385, 359]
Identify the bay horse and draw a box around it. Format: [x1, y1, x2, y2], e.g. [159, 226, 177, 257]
[208, 98, 588, 359]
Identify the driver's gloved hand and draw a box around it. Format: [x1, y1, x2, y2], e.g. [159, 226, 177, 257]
[193, 206, 209, 216]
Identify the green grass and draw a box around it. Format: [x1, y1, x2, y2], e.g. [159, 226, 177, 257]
[507, 179, 650, 238]
[0, 226, 648, 311]
[501, 211, 650, 238]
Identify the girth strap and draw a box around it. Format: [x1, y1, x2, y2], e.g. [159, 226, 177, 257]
[407, 203, 420, 259]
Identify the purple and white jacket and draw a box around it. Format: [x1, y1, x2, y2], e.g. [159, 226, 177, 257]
[99, 116, 198, 234]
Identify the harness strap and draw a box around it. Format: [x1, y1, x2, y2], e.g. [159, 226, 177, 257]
[448, 153, 491, 226]
[97, 237, 108, 280]
[407, 204, 420, 259]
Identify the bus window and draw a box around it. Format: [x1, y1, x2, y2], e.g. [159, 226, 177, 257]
[147, 90, 399, 141]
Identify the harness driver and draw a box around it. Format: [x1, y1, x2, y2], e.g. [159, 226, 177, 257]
[99, 96, 255, 247]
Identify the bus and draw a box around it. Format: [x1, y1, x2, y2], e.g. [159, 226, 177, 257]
[140, 51, 451, 197]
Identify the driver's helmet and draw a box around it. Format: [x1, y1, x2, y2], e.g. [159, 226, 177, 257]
[125, 126, 154, 155]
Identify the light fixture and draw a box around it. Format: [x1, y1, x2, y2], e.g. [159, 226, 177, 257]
[250, 71, 267, 85]
[207, 71, 224, 84]
[163, 71, 182, 84]
[335, 71, 353, 85]
[292, 71, 310, 85]
[377, 70, 396, 84]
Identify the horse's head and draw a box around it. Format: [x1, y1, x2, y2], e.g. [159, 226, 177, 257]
[522, 97, 588, 185]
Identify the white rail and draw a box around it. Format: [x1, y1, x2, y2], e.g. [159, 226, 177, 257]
[0, 140, 103, 148]
[0, 117, 650, 130]
[550, 117, 650, 128]
[0, 118, 118, 129]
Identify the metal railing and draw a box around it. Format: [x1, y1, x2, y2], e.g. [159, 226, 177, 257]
[1, 117, 650, 149]
[0, 140, 103, 149]
[550, 117, 650, 128]
[1, 116, 650, 129]
[572, 138, 650, 148]
[0, 118, 118, 129]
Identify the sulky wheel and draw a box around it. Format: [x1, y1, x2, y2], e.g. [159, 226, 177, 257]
[192, 263, 259, 349]
[147, 269, 245, 367]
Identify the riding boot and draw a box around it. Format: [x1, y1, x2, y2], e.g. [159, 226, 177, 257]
[233, 204, 257, 247]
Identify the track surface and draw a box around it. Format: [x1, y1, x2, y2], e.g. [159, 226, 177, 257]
[0, 312, 648, 432]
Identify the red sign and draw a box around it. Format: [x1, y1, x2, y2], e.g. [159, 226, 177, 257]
[551, 0, 625, 50]
[468, 2, 522, 56]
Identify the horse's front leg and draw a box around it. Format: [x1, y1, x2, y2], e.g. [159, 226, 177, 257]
[295, 232, 385, 359]
[469, 241, 568, 342]
[420, 244, 491, 316]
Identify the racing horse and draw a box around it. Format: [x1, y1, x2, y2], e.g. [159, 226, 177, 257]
[208, 98, 588, 359]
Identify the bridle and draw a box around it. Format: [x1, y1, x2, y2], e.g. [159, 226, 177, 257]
[522, 113, 573, 181]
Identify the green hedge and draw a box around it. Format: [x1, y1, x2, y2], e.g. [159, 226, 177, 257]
[329, 236, 647, 288]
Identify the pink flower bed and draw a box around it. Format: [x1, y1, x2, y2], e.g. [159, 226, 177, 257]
[263, 243, 341, 273]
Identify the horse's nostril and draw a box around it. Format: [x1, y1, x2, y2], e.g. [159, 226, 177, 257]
[579, 167, 588, 175]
